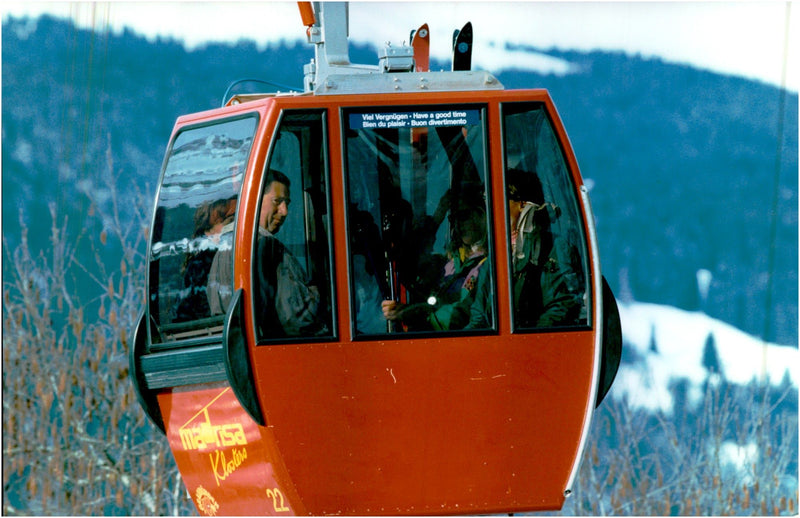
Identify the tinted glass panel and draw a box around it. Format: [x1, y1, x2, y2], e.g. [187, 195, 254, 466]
[344, 106, 495, 337]
[502, 103, 590, 330]
[149, 116, 257, 342]
[253, 111, 334, 341]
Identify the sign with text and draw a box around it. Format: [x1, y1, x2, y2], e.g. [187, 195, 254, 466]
[349, 109, 480, 130]
[161, 386, 299, 515]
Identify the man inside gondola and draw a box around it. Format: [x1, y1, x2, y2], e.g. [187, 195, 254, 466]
[469, 168, 580, 329]
[255, 169, 329, 338]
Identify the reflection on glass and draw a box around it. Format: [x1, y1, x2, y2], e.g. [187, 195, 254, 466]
[149, 116, 256, 341]
[344, 107, 495, 337]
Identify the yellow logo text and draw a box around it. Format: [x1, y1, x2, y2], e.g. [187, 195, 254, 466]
[210, 446, 248, 486]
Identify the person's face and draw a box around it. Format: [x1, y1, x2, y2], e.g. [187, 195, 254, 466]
[456, 211, 484, 247]
[508, 198, 523, 225]
[259, 181, 290, 234]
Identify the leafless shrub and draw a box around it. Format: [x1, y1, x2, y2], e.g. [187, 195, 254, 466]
[2, 147, 194, 515]
[564, 379, 798, 516]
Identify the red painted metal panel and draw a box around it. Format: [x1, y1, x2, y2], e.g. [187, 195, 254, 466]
[249, 332, 594, 514]
[159, 384, 307, 515]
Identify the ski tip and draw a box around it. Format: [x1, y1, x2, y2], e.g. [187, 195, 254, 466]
[460, 21, 473, 39]
[452, 21, 472, 49]
[412, 23, 429, 43]
[413, 23, 430, 72]
[452, 21, 473, 71]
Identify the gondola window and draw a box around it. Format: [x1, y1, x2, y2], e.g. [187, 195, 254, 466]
[148, 115, 257, 343]
[253, 111, 335, 341]
[501, 103, 591, 331]
[344, 106, 495, 337]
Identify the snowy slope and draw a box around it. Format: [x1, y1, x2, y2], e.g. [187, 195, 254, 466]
[474, 45, 579, 76]
[611, 301, 798, 414]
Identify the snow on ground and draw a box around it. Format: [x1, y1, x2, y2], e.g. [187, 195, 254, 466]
[719, 440, 758, 484]
[611, 301, 798, 413]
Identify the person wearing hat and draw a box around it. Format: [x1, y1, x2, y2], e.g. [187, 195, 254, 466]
[468, 168, 580, 330]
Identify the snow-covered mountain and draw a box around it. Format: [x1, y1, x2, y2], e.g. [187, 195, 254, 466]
[612, 300, 798, 414]
[474, 44, 580, 76]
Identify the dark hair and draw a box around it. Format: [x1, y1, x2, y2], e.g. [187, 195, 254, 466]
[506, 168, 544, 205]
[265, 168, 291, 190]
[193, 197, 234, 238]
[447, 203, 487, 256]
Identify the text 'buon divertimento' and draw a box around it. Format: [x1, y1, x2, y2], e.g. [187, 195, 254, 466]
[349, 109, 480, 130]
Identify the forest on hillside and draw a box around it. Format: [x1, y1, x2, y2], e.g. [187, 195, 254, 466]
[3, 15, 797, 344]
[1, 14, 798, 516]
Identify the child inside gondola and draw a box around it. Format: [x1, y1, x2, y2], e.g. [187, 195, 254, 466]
[381, 195, 490, 332]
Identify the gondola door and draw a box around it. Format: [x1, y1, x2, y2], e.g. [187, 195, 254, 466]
[130, 105, 309, 516]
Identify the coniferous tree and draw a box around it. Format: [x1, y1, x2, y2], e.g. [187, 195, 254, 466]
[702, 332, 721, 375]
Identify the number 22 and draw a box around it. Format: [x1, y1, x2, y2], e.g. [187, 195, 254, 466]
[266, 488, 290, 513]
